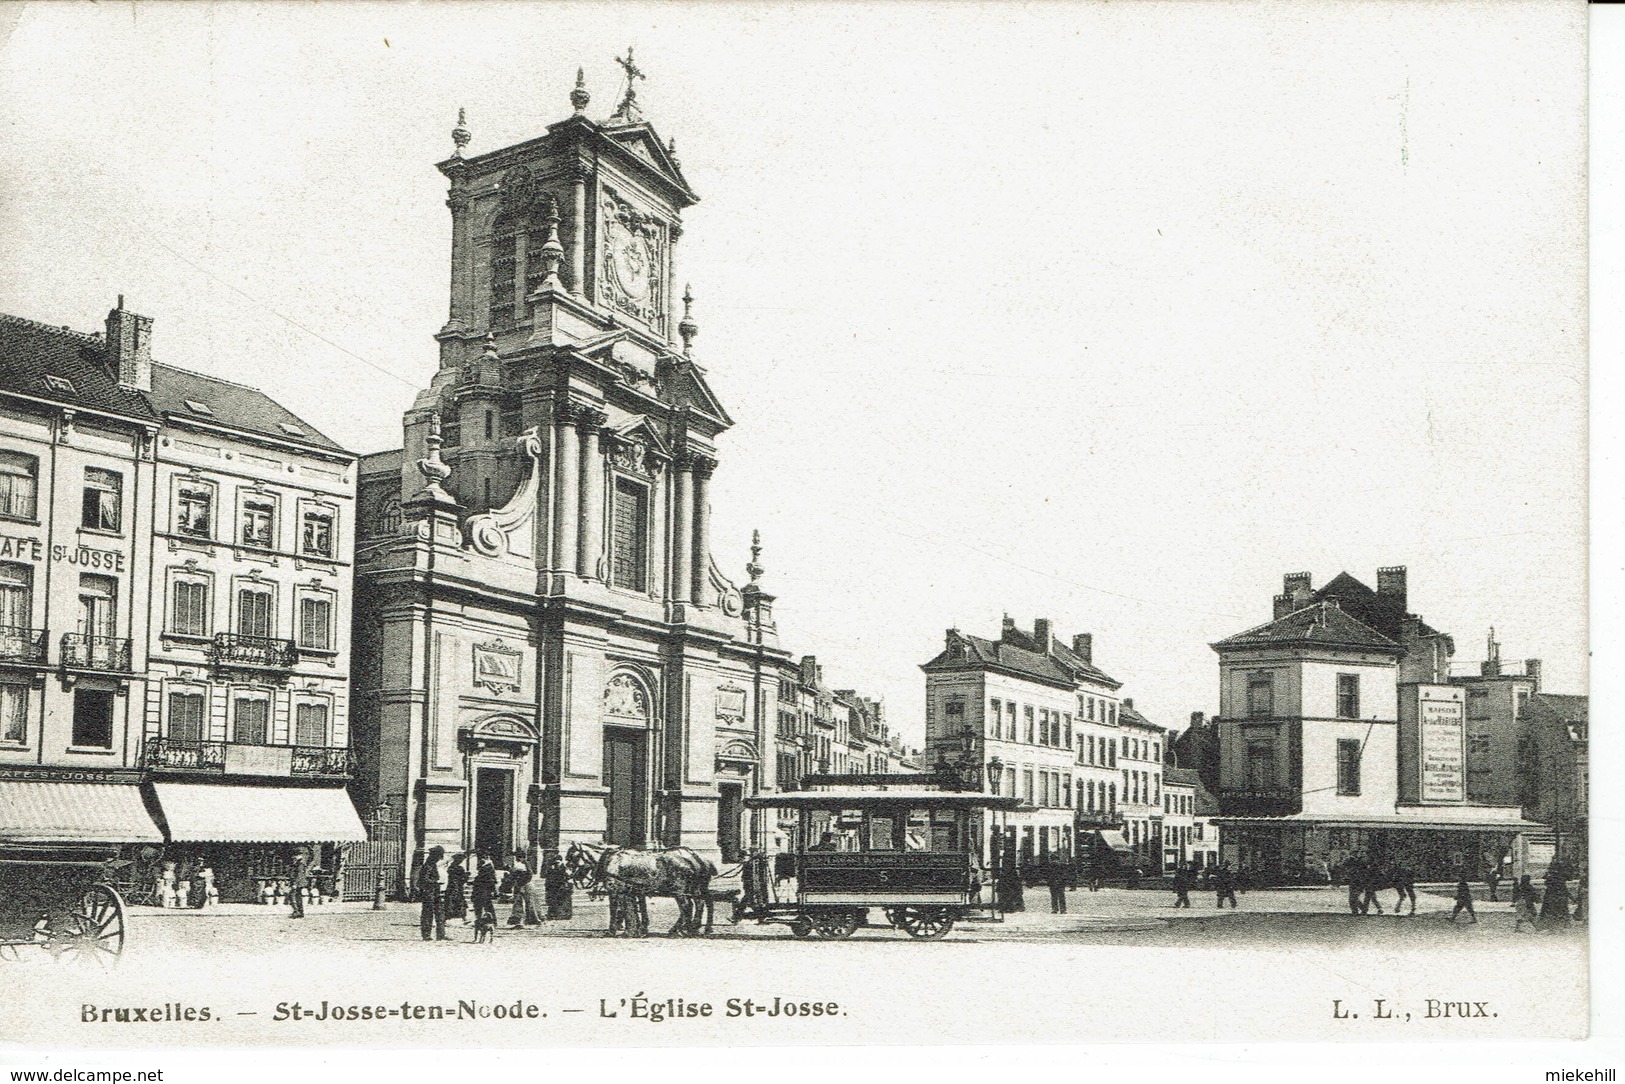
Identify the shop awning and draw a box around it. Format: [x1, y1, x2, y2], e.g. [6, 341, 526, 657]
[1212, 808, 1547, 833]
[1095, 829, 1135, 853]
[0, 781, 164, 844]
[150, 783, 367, 843]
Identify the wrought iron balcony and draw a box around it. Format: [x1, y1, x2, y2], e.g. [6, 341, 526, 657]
[0, 625, 47, 665]
[141, 737, 349, 779]
[142, 736, 228, 772]
[208, 632, 298, 672]
[60, 633, 131, 671]
[292, 745, 351, 778]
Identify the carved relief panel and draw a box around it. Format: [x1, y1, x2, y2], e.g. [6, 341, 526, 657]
[597, 186, 668, 333]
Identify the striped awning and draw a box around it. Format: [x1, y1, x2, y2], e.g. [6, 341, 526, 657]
[151, 783, 366, 843]
[0, 781, 164, 844]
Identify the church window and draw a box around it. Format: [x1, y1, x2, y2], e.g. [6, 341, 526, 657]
[489, 214, 519, 330]
[610, 478, 649, 592]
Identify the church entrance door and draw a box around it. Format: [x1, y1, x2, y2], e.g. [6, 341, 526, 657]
[603, 728, 648, 848]
[717, 782, 744, 863]
[474, 767, 513, 859]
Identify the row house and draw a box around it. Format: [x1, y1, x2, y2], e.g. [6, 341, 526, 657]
[1116, 699, 1165, 863]
[0, 304, 363, 899]
[921, 615, 1141, 871]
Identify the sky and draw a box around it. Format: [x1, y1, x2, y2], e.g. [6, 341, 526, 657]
[0, 1, 1587, 747]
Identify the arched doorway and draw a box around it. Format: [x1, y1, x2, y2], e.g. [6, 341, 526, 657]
[602, 671, 652, 848]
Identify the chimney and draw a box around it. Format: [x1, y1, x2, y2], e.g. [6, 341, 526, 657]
[1072, 633, 1093, 664]
[105, 296, 153, 392]
[1481, 629, 1501, 678]
[800, 655, 822, 686]
[1033, 618, 1052, 653]
[1000, 614, 1016, 643]
[1122, 697, 1133, 710]
[1272, 594, 1294, 620]
[1190, 711, 1205, 728]
[1284, 571, 1312, 610]
[1525, 659, 1541, 691]
[1376, 565, 1408, 611]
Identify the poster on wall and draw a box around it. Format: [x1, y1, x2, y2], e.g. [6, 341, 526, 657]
[1419, 697, 1466, 804]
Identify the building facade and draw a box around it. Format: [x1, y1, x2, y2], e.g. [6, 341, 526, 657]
[1449, 631, 1541, 806]
[1212, 568, 1542, 882]
[350, 77, 793, 886]
[1116, 700, 1165, 864]
[1517, 692, 1587, 872]
[921, 616, 1127, 871]
[0, 305, 364, 896]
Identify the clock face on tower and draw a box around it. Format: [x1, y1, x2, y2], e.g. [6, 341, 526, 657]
[598, 189, 666, 331]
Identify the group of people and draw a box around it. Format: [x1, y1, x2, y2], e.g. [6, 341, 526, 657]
[1461, 868, 1585, 932]
[1171, 862, 1237, 908]
[153, 856, 220, 910]
[413, 848, 576, 942]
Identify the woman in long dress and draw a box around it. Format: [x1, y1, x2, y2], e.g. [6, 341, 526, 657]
[444, 853, 470, 923]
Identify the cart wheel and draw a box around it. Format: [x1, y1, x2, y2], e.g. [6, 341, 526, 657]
[809, 908, 859, 940]
[48, 884, 126, 969]
[892, 906, 955, 941]
[788, 916, 813, 939]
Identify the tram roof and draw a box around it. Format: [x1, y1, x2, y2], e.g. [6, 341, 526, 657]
[743, 791, 1025, 811]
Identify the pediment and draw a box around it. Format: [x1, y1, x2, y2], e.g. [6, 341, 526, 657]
[601, 123, 694, 199]
[670, 362, 733, 427]
[607, 413, 671, 456]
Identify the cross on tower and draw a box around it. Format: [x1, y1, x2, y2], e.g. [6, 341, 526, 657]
[615, 47, 645, 107]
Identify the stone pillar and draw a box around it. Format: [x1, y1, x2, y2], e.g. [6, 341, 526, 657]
[570, 164, 588, 297]
[576, 408, 607, 579]
[690, 455, 716, 606]
[670, 456, 694, 604]
[648, 454, 668, 599]
[553, 405, 579, 574]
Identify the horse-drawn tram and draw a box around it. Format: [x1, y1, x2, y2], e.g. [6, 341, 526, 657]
[0, 847, 128, 967]
[739, 780, 1020, 941]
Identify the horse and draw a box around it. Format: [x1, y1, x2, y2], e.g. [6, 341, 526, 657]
[565, 841, 717, 937]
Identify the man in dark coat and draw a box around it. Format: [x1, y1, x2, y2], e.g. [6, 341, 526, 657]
[418, 846, 447, 940]
[1450, 870, 1477, 924]
[288, 847, 310, 919]
[1214, 864, 1238, 909]
[1539, 869, 1571, 931]
[1172, 863, 1194, 908]
[1042, 857, 1069, 914]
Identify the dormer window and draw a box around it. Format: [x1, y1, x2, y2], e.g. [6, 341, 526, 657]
[278, 422, 306, 436]
[44, 375, 74, 394]
[183, 399, 214, 416]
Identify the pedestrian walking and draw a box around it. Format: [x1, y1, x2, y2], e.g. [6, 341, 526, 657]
[1539, 869, 1571, 931]
[1485, 854, 1502, 903]
[445, 852, 470, 924]
[1214, 864, 1238, 909]
[418, 845, 448, 941]
[543, 851, 574, 920]
[470, 856, 499, 942]
[1172, 863, 1193, 908]
[1343, 857, 1365, 915]
[1042, 857, 1069, 914]
[505, 849, 541, 927]
[1449, 871, 1477, 924]
[1390, 861, 1417, 916]
[288, 846, 310, 919]
[1512, 874, 1539, 933]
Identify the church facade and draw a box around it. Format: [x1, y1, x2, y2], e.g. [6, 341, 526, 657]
[350, 67, 792, 886]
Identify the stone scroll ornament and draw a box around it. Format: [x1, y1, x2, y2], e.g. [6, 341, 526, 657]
[465, 428, 544, 558]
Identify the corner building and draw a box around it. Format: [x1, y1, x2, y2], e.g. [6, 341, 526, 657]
[351, 77, 791, 885]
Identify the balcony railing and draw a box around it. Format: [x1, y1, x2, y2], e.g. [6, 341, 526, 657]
[0, 625, 47, 665]
[60, 633, 132, 671]
[292, 745, 351, 778]
[208, 633, 298, 671]
[142, 736, 228, 772]
[142, 737, 350, 779]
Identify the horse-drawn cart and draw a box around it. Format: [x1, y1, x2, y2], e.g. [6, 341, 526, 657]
[0, 850, 128, 967]
[739, 787, 1020, 940]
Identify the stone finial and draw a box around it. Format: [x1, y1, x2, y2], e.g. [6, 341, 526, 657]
[451, 107, 471, 156]
[678, 284, 698, 355]
[667, 136, 680, 168]
[746, 529, 764, 585]
[415, 412, 454, 499]
[571, 68, 591, 115]
[539, 195, 565, 289]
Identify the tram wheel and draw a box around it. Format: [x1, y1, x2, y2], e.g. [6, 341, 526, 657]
[893, 906, 955, 941]
[809, 908, 859, 940]
[788, 916, 814, 939]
